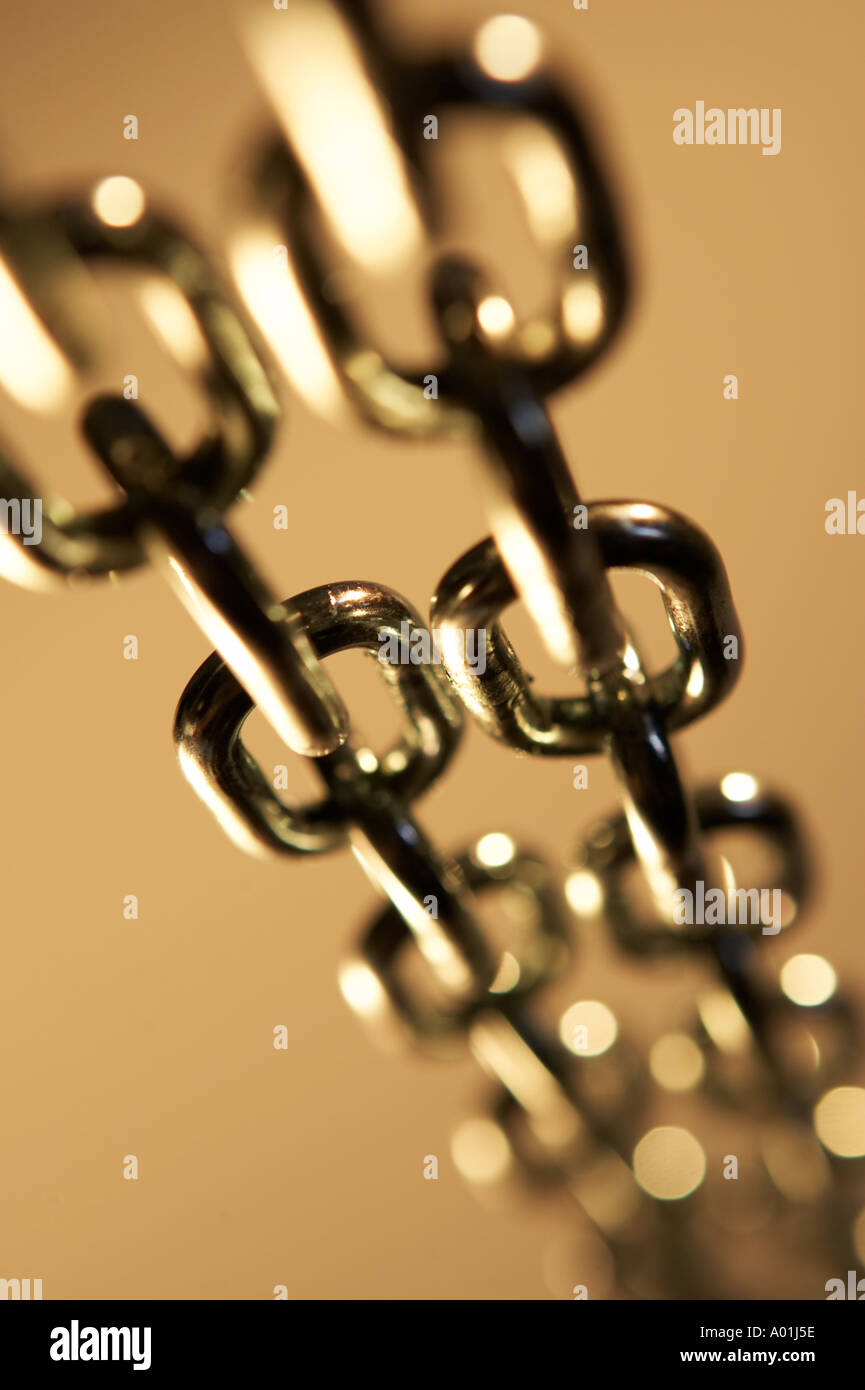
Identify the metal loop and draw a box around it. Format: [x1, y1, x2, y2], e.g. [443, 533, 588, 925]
[431, 502, 742, 754]
[594, 664, 708, 921]
[85, 397, 347, 758]
[344, 839, 571, 1047]
[0, 196, 279, 586]
[174, 578, 463, 852]
[239, 2, 629, 436]
[432, 261, 627, 674]
[175, 576, 490, 995]
[691, 986, 860, 1117]
[324, 767, 494, 999]
[455, 1006, 649, 1232]
[480, 1085, 649, 1231]
[571, 777, 810, 956]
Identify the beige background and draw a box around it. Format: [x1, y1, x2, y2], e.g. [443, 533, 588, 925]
[0, 0, 862, 1299]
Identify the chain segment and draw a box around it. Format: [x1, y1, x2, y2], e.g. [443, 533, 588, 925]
[0, 2, 862, 1299]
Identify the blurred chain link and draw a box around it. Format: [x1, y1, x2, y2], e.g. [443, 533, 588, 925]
[0, 0, 862, 1299]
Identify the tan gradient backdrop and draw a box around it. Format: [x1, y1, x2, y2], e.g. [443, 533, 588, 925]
[0, 0, 863, 1300]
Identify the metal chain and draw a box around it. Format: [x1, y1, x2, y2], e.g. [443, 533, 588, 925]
[0, 1, 861, 1300]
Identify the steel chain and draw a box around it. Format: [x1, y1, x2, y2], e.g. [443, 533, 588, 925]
[0, 1, 861, 1299]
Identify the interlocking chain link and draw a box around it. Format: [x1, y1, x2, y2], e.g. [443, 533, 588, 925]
[1, 1, 861, 1300]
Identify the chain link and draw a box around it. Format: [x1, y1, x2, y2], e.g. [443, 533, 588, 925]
[0, 1, 861, 1299]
